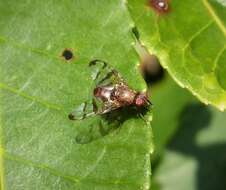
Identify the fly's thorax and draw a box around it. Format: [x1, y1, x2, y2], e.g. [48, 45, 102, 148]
[111, 84, 136, 105]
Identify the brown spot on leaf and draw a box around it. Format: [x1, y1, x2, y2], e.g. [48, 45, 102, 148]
[61, 48, 74, 61]
[148, 0, 170, 14]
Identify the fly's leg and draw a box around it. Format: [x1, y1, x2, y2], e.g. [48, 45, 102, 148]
[138, 111, 152, 126]
[94, 97, 122, 115]
[68, 94, 119, 120]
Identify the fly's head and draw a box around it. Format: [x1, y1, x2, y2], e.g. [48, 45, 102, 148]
[134, 92, 151, 107]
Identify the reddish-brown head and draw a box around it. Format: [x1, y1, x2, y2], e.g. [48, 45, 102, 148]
[134, 93, 149, 107]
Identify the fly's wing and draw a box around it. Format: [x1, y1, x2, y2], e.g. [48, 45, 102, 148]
[69, 60, 125, 120]
[89, 59, 126, 86]
[93, 96, 121, 115]
[68, 100, 95, 120]
[68, 98, 120, 120]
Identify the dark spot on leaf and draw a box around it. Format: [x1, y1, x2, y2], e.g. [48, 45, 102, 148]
[68, 113, 75, 120]
[140, 54, 165, 86]
[132, 26, 140, 40]
[61, 49, 74, 61]
[148, 0, 170, 14]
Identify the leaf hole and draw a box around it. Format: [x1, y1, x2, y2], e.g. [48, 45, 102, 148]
[61, 49, 74, 61]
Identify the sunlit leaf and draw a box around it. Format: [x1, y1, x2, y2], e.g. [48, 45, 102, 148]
[0, 1, 153, 189]
[128, 0, 226, 110]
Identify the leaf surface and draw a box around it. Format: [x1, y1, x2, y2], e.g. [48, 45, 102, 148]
[128, 0, 226, 110]
[0, 1, 153, 189]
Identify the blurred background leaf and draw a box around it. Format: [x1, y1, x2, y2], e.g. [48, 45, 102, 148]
[150, 72, 226, 190]
[150, 73, 195, 161]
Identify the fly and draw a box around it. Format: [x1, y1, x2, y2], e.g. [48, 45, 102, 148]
[68, 60, 152, 121]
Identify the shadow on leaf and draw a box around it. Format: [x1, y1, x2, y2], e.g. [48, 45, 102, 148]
[168, 103, 226, 190]
[75, 106, 150, 144]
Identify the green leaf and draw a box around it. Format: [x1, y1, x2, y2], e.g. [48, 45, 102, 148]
[128, 0, 226, 110]
[0, 1, 153, 189]
[152, 103, 226, 190]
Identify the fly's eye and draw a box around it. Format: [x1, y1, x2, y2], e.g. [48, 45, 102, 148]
[135, 97, 145, 106]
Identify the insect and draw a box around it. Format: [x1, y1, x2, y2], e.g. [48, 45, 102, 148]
[68, 60, 151, 121]
[149, 0, 170, 13]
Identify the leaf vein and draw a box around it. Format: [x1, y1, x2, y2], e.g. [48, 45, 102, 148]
[213, 44, 226, 71]
[3, 151, 138, 186]
[81, 146, 107, 179]
[0, 82, 62, 111]
[202, 0, 226, 37]
[3, 152, 81, 185]
[183, 20, 214, 51]
[0, 35, 58, 61]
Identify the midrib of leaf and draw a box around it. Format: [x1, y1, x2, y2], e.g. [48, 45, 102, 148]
[202, 0, 226, 37]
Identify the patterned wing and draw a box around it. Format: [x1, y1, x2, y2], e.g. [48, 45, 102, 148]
[68, 99, 96, 120]
[89, 59, 126, 86]
[68, 97, 119, 120]
[69, 60, 125, 120]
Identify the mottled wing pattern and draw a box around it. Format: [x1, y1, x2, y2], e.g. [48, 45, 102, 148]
[89, 60, 126, 114]
[69, 60, 124, 120]
[89, 59, 125, 86]
[68, 100, 96, 120]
